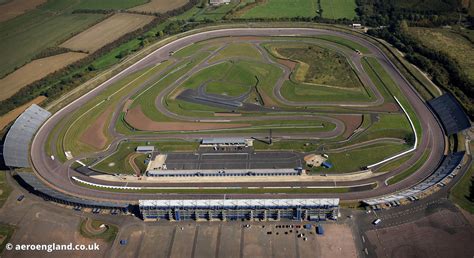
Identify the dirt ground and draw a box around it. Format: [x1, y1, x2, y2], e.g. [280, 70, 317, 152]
[333, 114, 363, 138]
[0, 52, 86, 101]
[365, 208, 474, 258]
[79, 107, 112, 149]
[125, 106, 250, 131]
[0, 0, 46, 22]
[275, 58, 297, 70]
[0, 95, 46, 130]
[60, 13, 155, 53]
[129, 0, 189, 13]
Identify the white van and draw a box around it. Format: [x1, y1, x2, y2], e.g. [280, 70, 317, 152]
[373, 219, 382, 225]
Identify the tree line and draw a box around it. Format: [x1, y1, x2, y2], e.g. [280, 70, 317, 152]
[368, 23, 474, 118]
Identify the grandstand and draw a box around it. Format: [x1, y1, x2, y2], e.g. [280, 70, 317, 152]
[200, 137, 253, 147]
[139, 198, 339, 221]
[428, 93, 471, 136]
[363, 152, 465, 206]
[3, 104, 51, 168]
[146, 168, 303, 177]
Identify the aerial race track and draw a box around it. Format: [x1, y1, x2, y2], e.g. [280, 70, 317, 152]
[29, 27, 446, 203]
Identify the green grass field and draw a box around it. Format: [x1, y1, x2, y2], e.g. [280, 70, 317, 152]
[208, 42, 263, 63]
[320, 0, 357, 19]
[312, 142, 409, 173]
[274, 43, 363, 88]
[450, 161, 474, 213]
[241, 0, 318, 18]
[0, 0, 150, 78]
[79, 219, 118, 242]
[280, 80, 372, 102]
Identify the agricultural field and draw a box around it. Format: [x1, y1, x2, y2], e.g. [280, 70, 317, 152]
[0, 52, 87, 101]
[0, 0, 153, 78]
[407, 27, 474, 81]
[240, 0, 318, 18]
[129, 0, 189, 13]
[320, 0, 357, 19]
[0, 0, 46, 22]
[60, 13, 155, 53]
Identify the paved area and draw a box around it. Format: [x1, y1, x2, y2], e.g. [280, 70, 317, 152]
[165, 150, 302, 170]
[110, 221, 358, 258]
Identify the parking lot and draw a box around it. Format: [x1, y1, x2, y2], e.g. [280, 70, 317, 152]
[164, 150, 303, 170]
[111, 221, 358, 258]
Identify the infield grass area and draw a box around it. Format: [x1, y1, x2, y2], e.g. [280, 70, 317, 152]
[280, 80, 372, 102]
[311, 142, 409, 173]
[208, 42, 263, 63]
[387, 150, 430, 185]
[273, 43, 363, 88]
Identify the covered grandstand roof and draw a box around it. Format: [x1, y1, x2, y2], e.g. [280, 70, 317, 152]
[3, 104, 51, 167]
[428, 93, 471, 136]
[139, 198, 339, 208]
[363, 152, 464, 205]
[201, 137, 248, 144]
[17, 172, 128, 208]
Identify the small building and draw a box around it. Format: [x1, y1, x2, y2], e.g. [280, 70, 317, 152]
[200, 137, 253, 147]
[209, 0, 231, 5]
[136, 146, 155, 153]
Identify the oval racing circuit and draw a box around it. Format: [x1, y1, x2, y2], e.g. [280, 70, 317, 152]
[30, 27, 446, 203]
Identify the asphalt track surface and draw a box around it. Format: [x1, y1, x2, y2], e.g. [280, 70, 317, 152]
[30, 28, 445, 203]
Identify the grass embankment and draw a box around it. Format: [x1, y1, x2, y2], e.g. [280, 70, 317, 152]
[311, 142, 409, 173]
[92, 140, 200, 174]
[387, 150, 430, 185]
[79, 218, 117, 242]
[450, 161, 474, 213]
